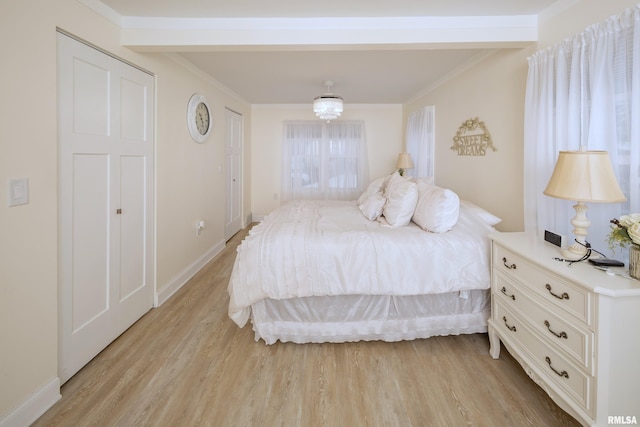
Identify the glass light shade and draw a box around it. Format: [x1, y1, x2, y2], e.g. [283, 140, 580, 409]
[313, 95, 343, 121]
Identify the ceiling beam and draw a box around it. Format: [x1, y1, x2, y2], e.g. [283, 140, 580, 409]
[119, 16, 538, 52]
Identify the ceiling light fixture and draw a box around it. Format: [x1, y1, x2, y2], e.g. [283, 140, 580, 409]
[313, 80, 343, 122]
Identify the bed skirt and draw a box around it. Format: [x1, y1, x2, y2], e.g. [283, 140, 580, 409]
[250, 289, 490, 344]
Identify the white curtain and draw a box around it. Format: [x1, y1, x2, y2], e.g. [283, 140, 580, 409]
[524, 5, 640, 257]
[281, 120, 369, 201]
[405, 106, 435, 179]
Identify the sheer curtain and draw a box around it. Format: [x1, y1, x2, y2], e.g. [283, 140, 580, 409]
[524, 5, 640, 257]
[281, 120, 369, 201]
[405, 106, 435, 179]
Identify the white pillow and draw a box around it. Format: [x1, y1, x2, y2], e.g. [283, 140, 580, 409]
[412, 182, 460, 233]
[410, 176, 435, 186]
[357, 176, 387, 205]
[383, 178, 418, 227]
[461, 200, 502, 226]
[384, 171, 404, 196]
[358, 192, 386, 221]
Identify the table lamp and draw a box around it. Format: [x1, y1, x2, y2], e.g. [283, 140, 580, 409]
[396, 153, 414, 176]
[543, 149, 626, 260]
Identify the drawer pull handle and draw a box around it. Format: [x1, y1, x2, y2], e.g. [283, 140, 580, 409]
[545, 356, 569, 379]
[544, 320, 568, 339]
[502, 316, 517, 332]
[502, 257, 517, 270]
[500, 287, 516, 300]
[545, 284, 570, 300]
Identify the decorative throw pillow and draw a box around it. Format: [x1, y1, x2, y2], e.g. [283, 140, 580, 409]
[357, 176, 388, 205]
[410, 176, 435, 186]
[383, 177, 418, 227]
[412, 182, 460, 233]
[358, 192, 386, 221]
[460, 200, 502, 226]
[383, 171, 404, 197]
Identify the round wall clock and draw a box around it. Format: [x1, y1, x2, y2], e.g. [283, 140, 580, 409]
[187, 93, 212, 143]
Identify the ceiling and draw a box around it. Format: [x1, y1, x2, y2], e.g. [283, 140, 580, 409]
[96, 0, 566, 104]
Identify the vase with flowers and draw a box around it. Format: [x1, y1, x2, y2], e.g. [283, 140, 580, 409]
[608, 214, 640, 279]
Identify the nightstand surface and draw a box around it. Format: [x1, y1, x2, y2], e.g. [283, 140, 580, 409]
[489, 231, 640, 297]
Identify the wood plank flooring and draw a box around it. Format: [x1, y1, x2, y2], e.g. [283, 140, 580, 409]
[34, 226, 580, 427]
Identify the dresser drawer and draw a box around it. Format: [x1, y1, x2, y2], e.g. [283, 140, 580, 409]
[494, 245, 594, 326]
[494, 302, 593, 414]
[493, 273, 594, 372]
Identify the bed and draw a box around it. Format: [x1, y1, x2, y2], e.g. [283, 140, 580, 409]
[228, 174, 500, 344]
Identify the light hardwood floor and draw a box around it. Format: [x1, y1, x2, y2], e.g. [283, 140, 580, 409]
[35, 226, 580, 427]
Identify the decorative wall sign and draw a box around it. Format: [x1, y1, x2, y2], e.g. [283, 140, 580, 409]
[451, 118, 497, 156]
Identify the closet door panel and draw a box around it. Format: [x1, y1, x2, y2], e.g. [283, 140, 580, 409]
[71, 154, 110, 332]
[119, 155, 146, 301]
[120, 77, 147, 141]
[72, 58, 109, 136]
[58, 32, 154, 383]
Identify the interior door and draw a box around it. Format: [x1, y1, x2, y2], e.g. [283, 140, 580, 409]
[57, 32, 155, 383]
[225, 108, 243, 240]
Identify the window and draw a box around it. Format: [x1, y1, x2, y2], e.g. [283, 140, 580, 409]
[524, 5, 640, 257]
[405, 106, 435, 179]
[281, 121, 369, 201]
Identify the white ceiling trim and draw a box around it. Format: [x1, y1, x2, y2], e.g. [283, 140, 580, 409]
[120, 15, 538, 30]
[79, 0, 122, 26]
[119, 16, 538, 51]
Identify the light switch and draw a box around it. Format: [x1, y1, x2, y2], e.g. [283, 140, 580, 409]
[8, 178, 29, 207]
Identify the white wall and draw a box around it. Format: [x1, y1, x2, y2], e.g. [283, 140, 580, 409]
[0, 0, 250, 422]
[404, 49, 528, 232]
[250, 105, 403, 218]
[152, 57, 251, 302]
[403, 0, 640, 232]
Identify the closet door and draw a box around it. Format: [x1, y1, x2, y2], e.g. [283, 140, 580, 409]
[224, 108, 243, 240]
[57, 33, 154, 383]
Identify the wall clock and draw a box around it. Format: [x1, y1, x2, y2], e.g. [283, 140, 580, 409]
[187, 93, 212, 143]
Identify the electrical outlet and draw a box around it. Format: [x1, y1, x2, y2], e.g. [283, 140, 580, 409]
[196, 220, 206, 236]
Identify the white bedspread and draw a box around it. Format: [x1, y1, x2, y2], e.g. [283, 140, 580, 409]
[228, 200, 494, 327]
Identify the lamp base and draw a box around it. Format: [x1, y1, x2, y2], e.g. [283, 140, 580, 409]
[560, 201, 591, 261]
[561, 243, 590, 261]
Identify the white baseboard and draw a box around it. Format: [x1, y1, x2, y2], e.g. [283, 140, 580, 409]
[0, 377, 60, 427]
[155, 240, 225, 307]
[251, 215, 265, 222]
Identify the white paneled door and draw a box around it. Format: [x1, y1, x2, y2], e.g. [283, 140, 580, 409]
[225, 108, 243, 240]
[57, 33, 154, 383]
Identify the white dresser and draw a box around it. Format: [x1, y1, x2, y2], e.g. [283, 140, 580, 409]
[488, 232, 640, 427]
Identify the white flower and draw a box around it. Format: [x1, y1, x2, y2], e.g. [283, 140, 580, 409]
[619, 213, 640, 228]
[628, 223, 640, 246]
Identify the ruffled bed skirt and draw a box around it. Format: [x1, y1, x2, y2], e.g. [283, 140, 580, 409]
[250, 289, 490, 344]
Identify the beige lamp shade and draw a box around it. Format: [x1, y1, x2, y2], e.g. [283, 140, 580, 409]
[543, 150, 626, 203]
[396, 153, 414, 170]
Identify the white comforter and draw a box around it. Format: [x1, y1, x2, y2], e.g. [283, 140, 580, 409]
[228, 200, 494, 327]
